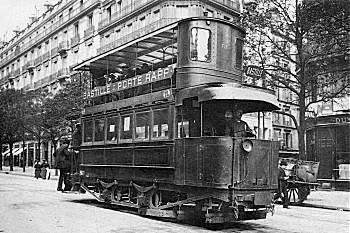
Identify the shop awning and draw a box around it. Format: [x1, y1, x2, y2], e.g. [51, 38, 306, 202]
[13, 148, 25, 156]
[1, 149, 10, 157]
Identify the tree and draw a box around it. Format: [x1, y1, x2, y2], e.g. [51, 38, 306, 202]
[24, 88, 50, 162]
[243, 0, 350, 159]
[0, 89, 25, 171]
[40, 74, 86, 166]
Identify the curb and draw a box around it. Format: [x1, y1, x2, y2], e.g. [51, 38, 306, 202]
[300, 203, 350, 212]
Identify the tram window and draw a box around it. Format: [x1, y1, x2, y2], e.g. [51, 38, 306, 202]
[176, 99, 200, 138]
[235, 38, 243, 69]
[153, 109, 169, 139]
[190, 28, 211, 62]
[107, 116, 119, 141]
[83, 120, 93, 142]
[120, 114, 133, 140]
[94, 118, 105, 142]
[177, 120, 190, 138]
[135, 112, 150, 140]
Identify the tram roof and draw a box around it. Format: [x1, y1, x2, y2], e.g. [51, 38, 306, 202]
[72, 20, 178, 72]
[176, 83, 280, 112]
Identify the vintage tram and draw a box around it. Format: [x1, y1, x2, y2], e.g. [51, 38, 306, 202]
[75, 18, 280, 224]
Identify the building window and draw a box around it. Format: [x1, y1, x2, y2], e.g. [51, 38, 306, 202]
[117, 1, 122, 13]
[107, 6, 112, 22]
[74, 23, 79, 37]
[190, 27, 211, 62]
[88, 14, 93, 29]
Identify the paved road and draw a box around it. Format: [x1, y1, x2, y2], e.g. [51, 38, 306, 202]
[0, 173, 349, 233]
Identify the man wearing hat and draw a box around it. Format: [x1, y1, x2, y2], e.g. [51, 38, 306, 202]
[276, 160, 289, 208]
[54, 139, 72, 191]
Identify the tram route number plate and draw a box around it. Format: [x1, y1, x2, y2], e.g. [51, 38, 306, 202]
[254, 191, 273, 205]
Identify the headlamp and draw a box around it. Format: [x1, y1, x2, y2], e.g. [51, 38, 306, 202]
[242, 139, 253, 153]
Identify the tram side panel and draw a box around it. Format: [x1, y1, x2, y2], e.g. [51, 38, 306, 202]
[174, 137, 233, 189]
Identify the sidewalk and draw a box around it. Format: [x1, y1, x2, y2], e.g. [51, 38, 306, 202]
[0, 166, 349, 211]
[0, 166, 58, 180]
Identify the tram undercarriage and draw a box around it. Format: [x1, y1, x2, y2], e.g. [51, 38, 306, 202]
[77, 178, 274, 224]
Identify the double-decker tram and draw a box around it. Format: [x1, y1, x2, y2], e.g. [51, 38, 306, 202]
[74, 18, 280, 224]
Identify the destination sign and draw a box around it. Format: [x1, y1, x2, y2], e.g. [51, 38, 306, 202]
[84, 64, 175, 99]
[245, 65, 264, 78]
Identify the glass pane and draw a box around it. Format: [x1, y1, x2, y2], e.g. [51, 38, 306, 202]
[153, 109, 169, 139]
[83, 120, 93, 142]
[236, 38, 243, 69]
[177, 120, 189, 138]
[107, 116, 119, 141]
[135, 112, 150, 140]
[120, 115, 133, 140]
[190, 28, 211, 62]
[94, 119, 105, 142]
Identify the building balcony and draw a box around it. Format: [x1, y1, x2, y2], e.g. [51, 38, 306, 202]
[34, 56, 43, 66]
[71, 35, 80, 48]
[57, 68, 70, 78]
[0, 0, 100, 68]
[51, 47, 58, 58]
[58, 41, 69, 54]
[98, 0, 157, 31]
[11, 69, 21, 77]
[84, 26, 95, 39]
[26, 61, 35, 70]
[42, 51, 51, 62]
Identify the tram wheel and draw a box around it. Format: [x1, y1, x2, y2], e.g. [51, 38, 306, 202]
[287, 186, 309, 204]
[111, 186, 122, 202]
[148, 191, 160, 208]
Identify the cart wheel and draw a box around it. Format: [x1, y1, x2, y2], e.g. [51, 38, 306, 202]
[287, 186, 309, 204]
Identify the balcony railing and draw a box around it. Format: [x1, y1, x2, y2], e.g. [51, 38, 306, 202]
[58, 41, 69, 53]
[57, 68, 70, 77]
[42, 51, 51, 62]
[34, 56, 43, 66]
[51, 47, 58, 58]
[98, 0, 156, 30]
[12, 69, 21, 77]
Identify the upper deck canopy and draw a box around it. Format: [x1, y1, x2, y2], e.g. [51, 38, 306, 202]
[73, 20, 179, 73]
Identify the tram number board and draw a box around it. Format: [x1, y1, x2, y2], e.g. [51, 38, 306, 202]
[84, 65, 175, 99]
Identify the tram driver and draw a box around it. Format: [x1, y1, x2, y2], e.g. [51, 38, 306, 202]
[224, 109, 255, 137]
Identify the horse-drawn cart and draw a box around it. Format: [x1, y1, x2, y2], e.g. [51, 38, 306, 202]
[280, 158, 320, 204]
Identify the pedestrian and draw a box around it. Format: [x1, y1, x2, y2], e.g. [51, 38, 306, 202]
[71, 123, 82, 173]
[53, 139, 72, 191]
[34, 160, 42, 179]
[276, 160, 289, 208]
[41, 159, 50, 180]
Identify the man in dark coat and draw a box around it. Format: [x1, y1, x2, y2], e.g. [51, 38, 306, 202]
[54, 139, 72, 191]
[277, 160, 289, 208]
[224, 109, 255, 137]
